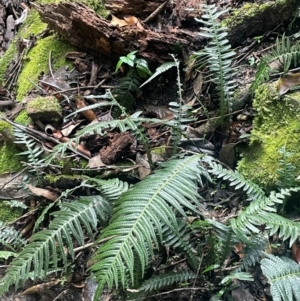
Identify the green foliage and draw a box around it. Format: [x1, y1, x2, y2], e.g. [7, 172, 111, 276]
[114, 51, 152, 111]
[0, 221, 26, 250]
[137, 270, 197, 292]
[0, 195, 110, 295]
[261, 254, 300, 301]
[89, 154, 211, 299]
[251, 34, 300, 91]
[193, 4, 236, 118]
[276, 145, 296, 189]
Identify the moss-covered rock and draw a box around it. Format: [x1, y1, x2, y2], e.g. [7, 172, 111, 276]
[238, 83, 300, 191]
[26, 96, 62, 123]
[0, 120, 14, 142]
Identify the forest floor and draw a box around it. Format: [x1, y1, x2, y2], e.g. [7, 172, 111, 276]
[0, 0, 300, 300]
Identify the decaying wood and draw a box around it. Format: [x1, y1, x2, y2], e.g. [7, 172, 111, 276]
[34, 2, 204, 63]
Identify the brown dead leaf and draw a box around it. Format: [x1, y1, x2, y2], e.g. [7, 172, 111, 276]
[110, 14, 128, 27]
[136, 152, 151, 179]
[76, 98, 97, 122]
[88, 154, 106, 168]
[22, 280, 59, 295]
[277, 73, 300, 96]
[292, 242, 300, 263]
[124, 16, 144, 29]
[26, 184, 58, 201]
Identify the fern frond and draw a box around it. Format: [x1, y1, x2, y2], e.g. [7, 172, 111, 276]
[251, 34, 300, 91]
[0, 221, 26, 249]
[261, 254, 300, 301]
[90, 154, 212, 299]
[194, 4, 236, 116]
[231, 188, 300, 245]
[84, 176, 129, 201]
[139, 61, 176, 88]
[0, 196, 110, 295]
[276, 145, 296, 189]
[137, 270, 197, 292]
[162, 219, 198, 270]
[208, 161, 266, 200]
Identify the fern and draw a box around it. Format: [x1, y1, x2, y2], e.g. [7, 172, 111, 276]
[0, 195, 110, 295]
[139, 61, 177, 88]
[261, 254, 300, 301]
[208, 161, 266, 200]
[193, 4, 236, 118]
[251, 34, 300, 91]
[276, 145, 296, 189]
[137, 270, 197, 292]
[89, 154, 212, 299]
[0, 221, 26, 250]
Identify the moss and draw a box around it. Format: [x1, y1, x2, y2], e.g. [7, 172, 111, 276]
[0, 202, 22, 222]
[0, 143, 23, 174]
[238, 83, 300, 191]
[14, 110, 32, 125]
[37, 0, 110, 17]
[0, 120, 13, 142]
[16, 35, 74, 100]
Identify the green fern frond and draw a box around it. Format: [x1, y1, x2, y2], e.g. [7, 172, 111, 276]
[85, 177, 129, 200]
[231, 188, 300, 245]
[137, 270, 197, 292]
[193, 4, 236, 117]
[208, 161, 266, 200]
[261, 254, 300, 301]
[251, 34, 300, 91]
[0, 221, 26, 250]
[276, 145, 296, 189]
[162, 219, 199, 270]
[89, 154, 212, 299]
[0, 196, 110, 295]
[139, 61, 176, 88]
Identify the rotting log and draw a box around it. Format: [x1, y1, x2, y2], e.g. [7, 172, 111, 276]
[34, 2, 204, 63]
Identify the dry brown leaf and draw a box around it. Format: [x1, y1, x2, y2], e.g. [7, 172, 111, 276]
[124, 16, 144, 29]
[277, 73, 300, 96]
[88, 154, 106, 168]
[76, 98, 97, 122]
[26, 184, 58, 201]
[110, 14, 128, 27]
[22, 281, 59, 295]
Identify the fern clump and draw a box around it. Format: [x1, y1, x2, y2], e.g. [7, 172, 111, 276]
[193, 4, 236, 119]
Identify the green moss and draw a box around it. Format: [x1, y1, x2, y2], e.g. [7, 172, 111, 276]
[0, 143, 23, 174]
[0, 10, 47, 84]
[0, 120, 13, 142]
[37, 0, 110, 17]
[0, 202, 22, 222]
[238, 83, 300, 191]
[14, 110, 32, 125]
[16, 35, 74, 100]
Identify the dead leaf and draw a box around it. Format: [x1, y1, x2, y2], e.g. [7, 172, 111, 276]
[292, 242, 300, 263]
[26, 184, 58, 201]
[110, 14, 128, 27]
[193, 72, 203, 96]
[277, 73, 300, 96]
[136, 153, 151, 179]
[218, 143, 237, 169]
[22, 281, 59, 295]
[76, 98, 97, 122]
[88, 154, 106, 168]
[124, 16, 144, 29]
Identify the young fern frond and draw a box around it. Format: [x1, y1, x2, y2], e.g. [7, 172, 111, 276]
[0, 196, 110, 295]
[89, 154, 212, 299]
[251, 34, 300, 91]
[137, 270, 197, 293]
[261, 254, 300, 301]
[193, 4, 236, 118]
